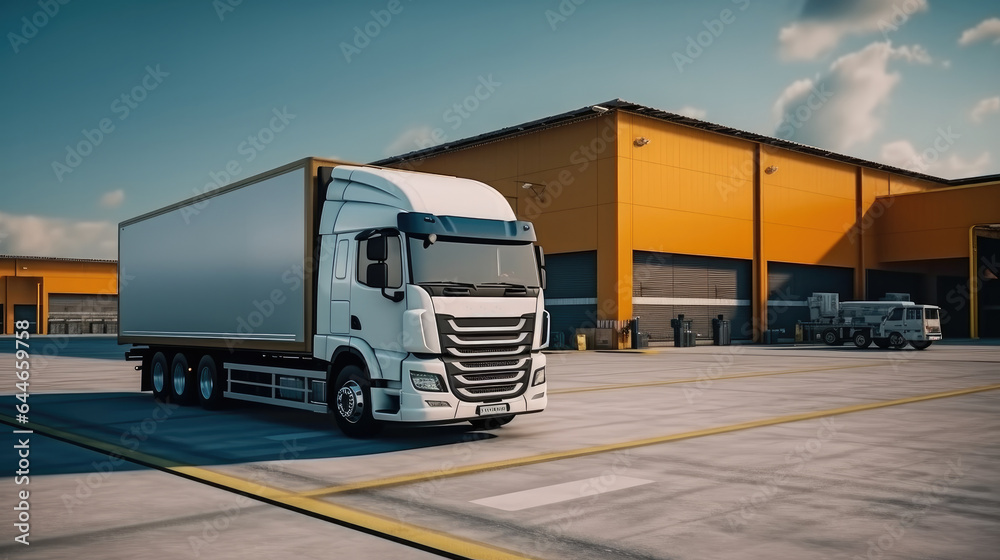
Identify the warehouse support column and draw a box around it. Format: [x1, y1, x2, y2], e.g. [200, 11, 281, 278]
[752, 144, 767, 343]
[854, 167, 866, 301]
[970, 226, 979, 339]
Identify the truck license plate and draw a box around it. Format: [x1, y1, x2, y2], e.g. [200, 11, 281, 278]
[477, 404, 509, 416]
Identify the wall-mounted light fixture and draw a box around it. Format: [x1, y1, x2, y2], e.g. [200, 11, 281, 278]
[591, 105, 609, 113]
[521, 182, 548, 197]
[764, 165, 779, 174]
[634, 137, 650, 147]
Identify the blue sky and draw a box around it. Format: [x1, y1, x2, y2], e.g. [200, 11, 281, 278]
[1, 0, 998, 259]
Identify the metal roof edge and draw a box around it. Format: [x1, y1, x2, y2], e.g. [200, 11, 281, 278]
[371, 99, 993, 187]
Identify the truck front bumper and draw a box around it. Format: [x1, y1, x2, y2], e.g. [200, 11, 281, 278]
[395, 353, 547, 423]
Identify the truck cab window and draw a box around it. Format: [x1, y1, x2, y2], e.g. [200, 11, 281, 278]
[887, 308, 904, 321]
[906, 308, 920, 321]
[357, 233, 402, 289]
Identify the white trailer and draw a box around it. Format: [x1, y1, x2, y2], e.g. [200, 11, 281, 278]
[800, 293, 942, 350]
[119, 157, 549, 437]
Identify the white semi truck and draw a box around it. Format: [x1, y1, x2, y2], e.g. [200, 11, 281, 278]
[800, 293, 942, 350]
[118, 157, 549, 437]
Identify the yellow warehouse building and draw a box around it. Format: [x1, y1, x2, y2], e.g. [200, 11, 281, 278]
[5, 100, 998, 344]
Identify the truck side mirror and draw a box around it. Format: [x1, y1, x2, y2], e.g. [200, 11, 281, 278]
[367, 236, 388, 261]
[366, 263, 389, 289]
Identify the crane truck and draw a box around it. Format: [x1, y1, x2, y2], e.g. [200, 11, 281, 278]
[118, 157, 549, 437]
[799, 293, 942, 350]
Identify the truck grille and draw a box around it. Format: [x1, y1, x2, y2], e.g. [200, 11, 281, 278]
[438, 314, 535, 402]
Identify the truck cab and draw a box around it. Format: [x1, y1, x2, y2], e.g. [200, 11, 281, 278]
[880, 305, 942, 350]
[314, 165, 549, 436]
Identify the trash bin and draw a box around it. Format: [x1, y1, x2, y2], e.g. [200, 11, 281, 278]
[636, 332, 649, 349]
[576, 334, 587, 351]
[712, 314, 731, 346]
[629, 317, 644, 349]
[672, 315, 695, 347]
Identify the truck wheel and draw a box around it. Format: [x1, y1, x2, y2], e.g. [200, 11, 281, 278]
[910, 341, 932, 350]
[470, 415, 515, 430]
[332, 365, 382, 438]
[197, 355, 225, 409]
[888, 332, 906, 349]
[822, 329, 841, 346]
[873, 338, 891, 349]
[852, 331, 871, 349]
[169, 352, 195, 405]
[150, 351, 170, 402]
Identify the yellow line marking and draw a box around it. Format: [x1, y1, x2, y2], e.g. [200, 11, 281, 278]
[0, 414, 536, 560]
[300, 382, 1000, 498]
[551, 362, 884, 395]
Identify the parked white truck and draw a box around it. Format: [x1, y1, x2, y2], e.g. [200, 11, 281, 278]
[119, 157, 549, 437]
[800, 293, 942, 350]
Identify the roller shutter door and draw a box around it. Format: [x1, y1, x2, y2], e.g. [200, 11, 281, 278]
[633, 251, 752, 342]
[544, 251, 597, 348]
[767, 262, 852, 336]
[47, 293, 118, 334]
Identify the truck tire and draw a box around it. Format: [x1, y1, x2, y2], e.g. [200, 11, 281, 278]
[470, 415, 515, 430]
[888, 332, 906, 349]
[873, 338, 892, 349]
[852, 331, 871, 349]
[169, 352, 195, 405]
[910, 341, 932, 350]
[150, 351, 170, 402]
[196, 355, 225, 410]
[822, 329, 841, 346]
[332, 365, 382, 438]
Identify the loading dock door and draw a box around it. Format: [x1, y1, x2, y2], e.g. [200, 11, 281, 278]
[543, 251, 597, 348]
[633, 251, 752, 342]
[47, 293, 119, 334]
[13, 305, 37, 334]
[767, 262, 853, 335]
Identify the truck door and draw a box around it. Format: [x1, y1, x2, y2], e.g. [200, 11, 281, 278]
[351, 230, 407, 379]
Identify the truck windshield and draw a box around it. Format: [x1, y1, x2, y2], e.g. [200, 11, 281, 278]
[407, 238, 540, 287]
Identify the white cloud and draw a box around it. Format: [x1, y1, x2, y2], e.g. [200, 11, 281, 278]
[970, 96, 1000, 123]
[880, 139, 992, 179]
[779, 0, 928, 61]
[384, 125, 440, 157]
[773, 42, 932, 151]
[958, 17, 1000, 46]
[99, 189, 125, 208]
[0, 212, 117, 259]
[675, 106, 707, 120]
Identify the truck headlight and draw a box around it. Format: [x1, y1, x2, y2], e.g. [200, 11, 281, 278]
[411, 372, 446, 392]
[532, 367, 546, 386]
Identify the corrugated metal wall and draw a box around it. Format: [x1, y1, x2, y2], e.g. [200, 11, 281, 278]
[633, 251, 752, 341]
[544, 251, 597, 348]
[767, 262, 853, 335]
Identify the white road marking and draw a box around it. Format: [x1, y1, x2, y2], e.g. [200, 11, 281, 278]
[471, 476, 654, 511]
[264, 431, 331, 441]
